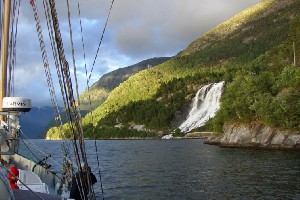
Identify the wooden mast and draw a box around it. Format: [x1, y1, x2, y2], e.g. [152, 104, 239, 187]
[0, 0, 11, 120]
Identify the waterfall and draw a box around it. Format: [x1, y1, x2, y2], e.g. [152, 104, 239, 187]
[179, 81, 225, 133]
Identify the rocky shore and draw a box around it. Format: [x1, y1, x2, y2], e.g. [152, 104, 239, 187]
[203, 123, 300, 151]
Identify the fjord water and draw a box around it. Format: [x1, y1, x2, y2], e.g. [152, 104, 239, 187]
[23, 139, 300, 199]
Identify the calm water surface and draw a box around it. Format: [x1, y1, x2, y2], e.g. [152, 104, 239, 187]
[21, 139, 300, 199]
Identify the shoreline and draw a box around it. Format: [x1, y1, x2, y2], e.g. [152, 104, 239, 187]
[184, 131, 300, 151]
[204, 140, 300, 151]
[45, 130, 300, 151]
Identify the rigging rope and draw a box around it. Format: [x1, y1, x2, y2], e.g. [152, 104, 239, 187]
[19, 129, 62, 166]
[76, 1, 116, 199]
[66, 0, 81, 106]
[30, 0, 60, 121]
[1, 166, 46, 200]
[7, 0, 20, 97]
[31, 0, 73, 146]
[74, 2, 106, 199]
[47, 0, 94, 198]
[0, 167, 15, 200]
[41, 0, 73, 141]
[19, 137, 39, 163]
[30, 0, 77, 195]
[29, 0, 116, 199]
[0, 4, 52, 199]
[88, 0, 115, 85]
[30, 0, 73, 173]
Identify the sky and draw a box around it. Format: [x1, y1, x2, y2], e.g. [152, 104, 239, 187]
[11, 0, 261, 107]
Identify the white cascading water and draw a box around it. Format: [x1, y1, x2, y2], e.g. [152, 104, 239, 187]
[179, 81, 225, 133]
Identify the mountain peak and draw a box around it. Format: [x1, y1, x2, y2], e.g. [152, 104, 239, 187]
[182, 0, 293, 56]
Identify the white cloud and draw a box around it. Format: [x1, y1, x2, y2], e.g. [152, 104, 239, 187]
[12, 0, 260, 106]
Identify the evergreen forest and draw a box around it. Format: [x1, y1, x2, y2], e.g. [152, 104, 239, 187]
[46, 0, 300, 139]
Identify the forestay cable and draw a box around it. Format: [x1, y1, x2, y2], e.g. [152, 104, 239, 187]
[76, 1, 116, 199]
[88, 0, 115, 85]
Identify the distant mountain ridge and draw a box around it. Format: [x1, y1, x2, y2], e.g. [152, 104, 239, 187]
[94, 57, 172, 90]
[20, 106, 60, 139]
[78, 57, 171, 111]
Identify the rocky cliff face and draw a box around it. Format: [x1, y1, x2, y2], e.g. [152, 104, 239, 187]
[205, 122, 300, 150]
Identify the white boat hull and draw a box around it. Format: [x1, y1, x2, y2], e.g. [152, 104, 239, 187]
[2, 154, 61, 194]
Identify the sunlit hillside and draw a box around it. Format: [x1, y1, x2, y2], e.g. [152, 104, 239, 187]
[47, 0, 300, 139]
[78, 57, 171, 112]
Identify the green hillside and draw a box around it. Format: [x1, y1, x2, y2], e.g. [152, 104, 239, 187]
[78, 57, 171, 112]
[47, 0, 300, 139]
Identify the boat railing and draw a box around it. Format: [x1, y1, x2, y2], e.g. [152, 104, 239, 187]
[18, 183, 49, 194]
[17, 169, 50, 193]
[0, 120, 19, 155]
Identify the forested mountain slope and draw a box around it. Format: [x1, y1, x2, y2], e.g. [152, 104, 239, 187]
[78, 57, 171, 111]
[47, 0, 300, 139]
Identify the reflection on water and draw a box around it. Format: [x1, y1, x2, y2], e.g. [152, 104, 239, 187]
[20, 139, 300, 199]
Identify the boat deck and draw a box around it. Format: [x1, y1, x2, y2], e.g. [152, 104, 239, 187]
[13, 189, 66, 200]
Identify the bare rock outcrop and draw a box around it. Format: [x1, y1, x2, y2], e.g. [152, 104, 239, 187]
[205, 122, 300, 150]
